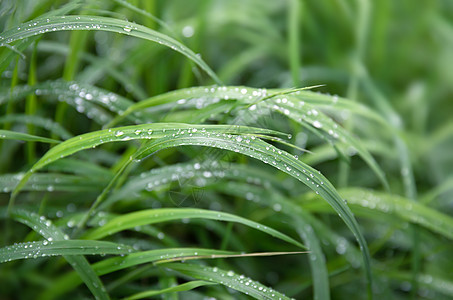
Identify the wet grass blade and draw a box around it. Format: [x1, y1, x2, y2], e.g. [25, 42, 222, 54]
[0, 172, 107, 193]
[339, 188, 453, 240]
[0, 240, 134, 263]
[9, 123, 283, 206]
[83, 208, 305, 249]
[134, 131, 374, 295]
[163, 263, 291, 300]
[0, 129, 60, 143]
[0, 15, 222, 84]
[39, 248, 240, 299]
[0, 114, 73, 140]
[10, 209, 110, 300]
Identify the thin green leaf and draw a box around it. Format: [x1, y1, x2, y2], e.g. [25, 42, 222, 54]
[10, 123, 284, 206]
[83, 208, 305, 250]
[0, 114, 73, 140]
[10, 209, 110, 300]
[39, 248, 239, 300]
[0, 172, 107, 193]
[134, 131, 373, 294]
[0, 240, 134, 263]
[0, 15, 222, 84]
[163, 263, 291, 300]
[339, 188, 453, 240]
[0, 129, 60, 143]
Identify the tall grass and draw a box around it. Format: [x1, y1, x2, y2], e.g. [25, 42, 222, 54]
[1, 0, 453, 299]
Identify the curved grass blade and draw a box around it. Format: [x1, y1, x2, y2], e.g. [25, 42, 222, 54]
[339, 188, 453, 240]
[0, 129, 60, 143]
[39, 248, 240, 300]
[0, 81, 129, 125]
[134, 131, 374, 296]
[0, 114, 73, 140]
[0, 172, 107, 193]
[10, 209, 110, 300]
[163, 263, 291, 300]
[83, 208, 305, 250]
[0, 15, 222, 85]
[11, 124, 372, 294]
[0, 0, 83, 73]
[124, 280, 217, 300]
[213, 180, 362, 267]
[108, 85, 388, 189]
[0, 240, 134, 263]
[10, 123, 284, 206]
[267, 96, 389, 190]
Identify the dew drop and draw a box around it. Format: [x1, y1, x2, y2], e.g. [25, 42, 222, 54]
[312, 120, 322, 128]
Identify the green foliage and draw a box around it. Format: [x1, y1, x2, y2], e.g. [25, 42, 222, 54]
[1, 0, 452, 299]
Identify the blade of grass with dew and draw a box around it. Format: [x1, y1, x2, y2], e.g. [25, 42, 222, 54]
[9, 209, 110, 300]
[0, 129, 61, 144]
[266, 96, 389, 190]
[133, 131, 374, 296]
[1, 80, 136, 121]
[83, 208, 305, 249]
[108, 85, 388, 190]
[0, 0, 84, 73]
[124, 280, 217, 300]
[301, 188, 453, 240]
[0, 172, 108, 193]
[39, 248, 242, 300]
[0, 15, 223, 85]
[0, 114, 73, 140]
[0, 240, 134, 263]
[338, 188, 453, 240]
[210, 179, 362, 267]
[108, 85, 389, 128]
[9, 123, 284, 206]
[98, 161, 285, 211]
[162, 263, 291, 300]
[0, 83, 114, 125]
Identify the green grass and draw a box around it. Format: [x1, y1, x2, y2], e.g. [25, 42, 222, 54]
[1, 0, 453, 299]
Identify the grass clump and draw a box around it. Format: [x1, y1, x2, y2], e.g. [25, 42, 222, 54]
[1, 0, 453, 299]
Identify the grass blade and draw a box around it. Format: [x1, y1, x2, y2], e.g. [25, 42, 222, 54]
[83, 208, 305, 250]
[163, 263, 291, 300]
[9, 123, 283, 205]
[0, 129, 60, 143]
[134, 131, 374, 295]
[0, 240, 134, 263]
[339, 188, 453, 240]
[39, 248, 240, 300]
[10, 209, 110, 300]
[0, 15, 222, 84]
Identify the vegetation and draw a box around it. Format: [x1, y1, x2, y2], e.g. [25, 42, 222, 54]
[1, 0, 452, 299]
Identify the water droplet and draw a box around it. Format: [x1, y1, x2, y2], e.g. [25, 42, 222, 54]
[273, 203, 282, 212]
[182, 25, 194, 38]
[312, 120, 322, 128]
